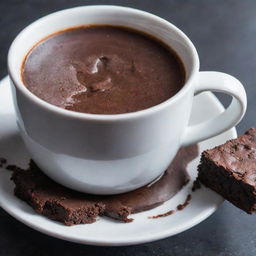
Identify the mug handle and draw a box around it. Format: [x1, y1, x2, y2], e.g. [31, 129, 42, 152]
[182, 71, 247, 146]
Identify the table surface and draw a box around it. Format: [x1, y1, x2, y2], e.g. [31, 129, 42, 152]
[0, 0, 256, 255]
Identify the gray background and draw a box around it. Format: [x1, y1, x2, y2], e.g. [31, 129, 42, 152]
[0, 0, 255, 255]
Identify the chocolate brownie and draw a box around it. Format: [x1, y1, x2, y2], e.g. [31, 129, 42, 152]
[11, 145, 198, 225]
[198, 128, 256, 213]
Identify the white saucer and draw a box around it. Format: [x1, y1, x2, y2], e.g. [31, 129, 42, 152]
[0, 76, 236, 246]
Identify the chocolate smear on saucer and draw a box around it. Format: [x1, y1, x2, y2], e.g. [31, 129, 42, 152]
[148, 193, 192, 219]
[177, 194, 192, 211]
[11, 145, 198, 225]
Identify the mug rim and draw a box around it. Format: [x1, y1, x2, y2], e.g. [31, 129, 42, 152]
[8, 5, 200, 121]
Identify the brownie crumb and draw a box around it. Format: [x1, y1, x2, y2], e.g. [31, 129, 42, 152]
[192, 178, 201, 192]
[177, 194, 192, 211]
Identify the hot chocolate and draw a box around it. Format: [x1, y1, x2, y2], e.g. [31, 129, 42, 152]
[22, 25, 185, 114]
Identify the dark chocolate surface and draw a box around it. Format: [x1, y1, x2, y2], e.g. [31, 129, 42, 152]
[198, 128, 256, 213]
[22, 26, 184, 114]
[11, 145, 198, 225]
[1, 0, 255, 255]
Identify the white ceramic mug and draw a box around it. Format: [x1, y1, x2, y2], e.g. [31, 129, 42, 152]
[8, 5, 247, 195]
